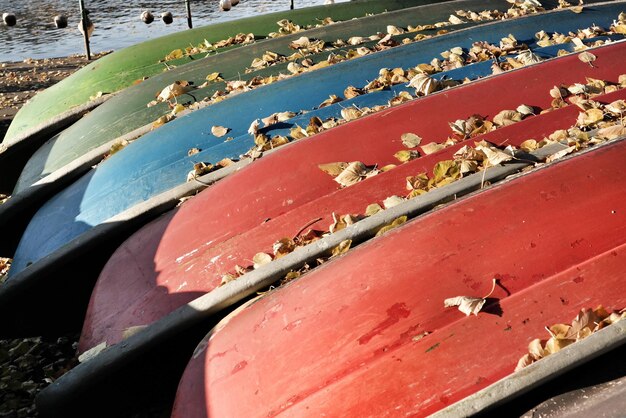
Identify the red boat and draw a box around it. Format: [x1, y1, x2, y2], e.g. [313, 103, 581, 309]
[79, 41, 626, 352]
[170, 137, 626, 417]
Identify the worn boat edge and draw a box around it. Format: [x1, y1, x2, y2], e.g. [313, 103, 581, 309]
[33, 137, 625, 416]
[432, 321, 626, 418]
[0, 94, 112, 194]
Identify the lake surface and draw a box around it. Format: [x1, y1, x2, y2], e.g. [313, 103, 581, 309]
[0, 0, 343, 61]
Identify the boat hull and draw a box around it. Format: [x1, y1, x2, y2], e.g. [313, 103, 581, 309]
[171, 138, 626, 417]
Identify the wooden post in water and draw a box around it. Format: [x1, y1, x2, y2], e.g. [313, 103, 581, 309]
[78, 0, 91, 60]
[185, 0, 193, 29]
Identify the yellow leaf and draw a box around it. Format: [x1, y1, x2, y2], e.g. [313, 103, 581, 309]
[576, 108, 604, 127]
[545, 145, 576, 163]
[375, 216, 407, 237]
[205, 72, 222, 82]
[165, 49, 184, 61]
[394, 150, 420, 163]
[432, 160, 461, 183]
[365, 203, 383, 216]
[331, 239, 352, 257]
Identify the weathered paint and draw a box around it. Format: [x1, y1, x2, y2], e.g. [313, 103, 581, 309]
[11, 7, 626, 279]
[78, 75, 626, 349]
[170, 139, 626, 417]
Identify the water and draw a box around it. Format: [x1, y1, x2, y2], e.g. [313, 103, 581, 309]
[0, 0, 342, 62]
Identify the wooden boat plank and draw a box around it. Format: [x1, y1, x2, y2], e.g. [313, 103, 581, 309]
[9, 5, 624, 274]
[170, 140, 626, 417]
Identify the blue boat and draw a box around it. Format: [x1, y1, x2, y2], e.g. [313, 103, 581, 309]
[7, 3, 625, 280]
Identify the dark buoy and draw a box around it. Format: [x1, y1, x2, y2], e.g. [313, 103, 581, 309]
[161, 11, 173, 24]
[141, 10, 154, 24]
[78, 10, 94, 39]
[54, 15, 68, 29]
[2, 12, 16, 26]
[231, 0, 240, 6]
[220, 0, 232, 11]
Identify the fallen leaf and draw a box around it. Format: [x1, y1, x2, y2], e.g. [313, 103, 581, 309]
[401, 133, 422, 148]
[444, 278, 496, 316]
[421, 142, 445, 155]
[318, 162, 349, 177]
[578, 51, 597, 67]
[383, 195, 406, 209]
[365, 203, 383, 216]
[493, 109, 523, 126]
[375, 216, 408, 237]
[252, 252, 272, 269]
[516, 104, 535, 116]
[334, 161, 369, 187]
[394, 150, 420, 163]
[545, 145, 576, 163]
[211, 125, 229, 137]
[248, 119, 260, 135]
[331, 239, 352, 257]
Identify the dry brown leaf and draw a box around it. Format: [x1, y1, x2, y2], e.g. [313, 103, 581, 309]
[545, 145, 576, 163]
[578, 51, 597, 67]
[516, 104, 535, 116]
[318, 162, 349, 177]
[444, 278, 496, 316]
[408, 73, 439, 95]
[365, 203, 383, 216]
[211, 125, 229, 137]
[383, 195, 406, 209]
[576, 108, 604, 127]
[252, 252, 272, 269]
[248, 119, 260, 136]
[273, 238, 296, 258]
[157, 81, 191, 102]
[334, 161, 369, 187]
[375, 216, 408, 237]
[401, 132, 422, 148]
[493, 109, 523, 126]
[421, 142, 445, 155]
[597, 124, 626, 140]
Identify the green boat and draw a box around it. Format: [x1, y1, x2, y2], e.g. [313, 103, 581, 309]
[0, 0, 438, 191]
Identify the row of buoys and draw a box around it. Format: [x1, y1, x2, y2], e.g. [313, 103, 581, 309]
[2, 12, 73, 29]
[140, 11, 174, 25]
